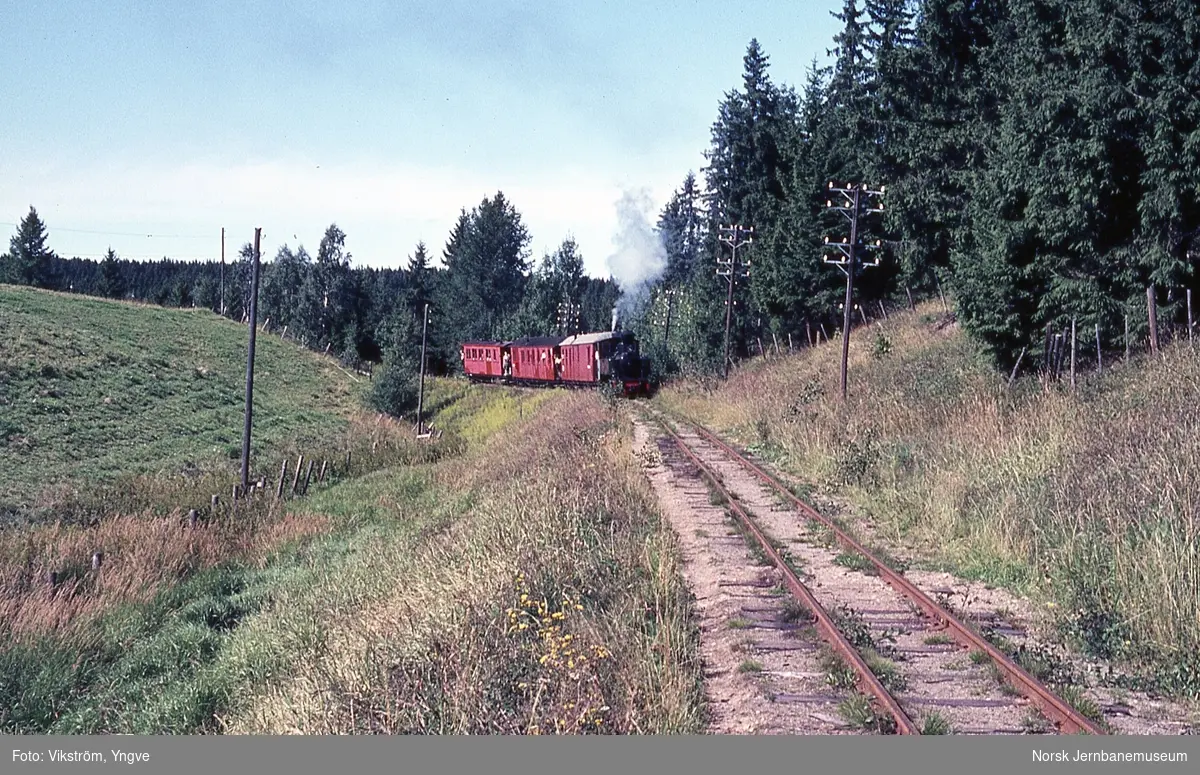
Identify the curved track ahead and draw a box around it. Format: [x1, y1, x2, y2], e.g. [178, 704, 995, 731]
[649, 409, 1106, 736]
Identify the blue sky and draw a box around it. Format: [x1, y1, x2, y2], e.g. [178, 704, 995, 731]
[1, 1, 842, 278]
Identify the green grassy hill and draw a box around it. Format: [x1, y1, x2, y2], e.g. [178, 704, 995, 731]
[0, 284, 364, 518]
[659, 303, 1200, 698]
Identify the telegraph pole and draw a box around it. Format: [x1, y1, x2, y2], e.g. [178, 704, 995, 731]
[416, 302, 430, 436]
[822, 182, 885, 400]
[220, 227, 226, 316]
[718, 224, 754, 379]
[240, 227, 262, 490]
[663, 287, 676, 346]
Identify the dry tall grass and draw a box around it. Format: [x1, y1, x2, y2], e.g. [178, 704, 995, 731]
[0, 407, 447, 643]
[225, 392, 704, 734]
[661, 305, 1200, 692]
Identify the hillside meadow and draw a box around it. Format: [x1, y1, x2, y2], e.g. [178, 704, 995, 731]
[0, 284, 367, 522]
[0, 286, 702, 734]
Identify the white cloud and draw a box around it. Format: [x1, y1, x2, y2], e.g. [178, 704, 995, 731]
[0, 151, 698, 273]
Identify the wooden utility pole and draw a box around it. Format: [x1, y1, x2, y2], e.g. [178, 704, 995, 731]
[1147, 285, 1160, 354]
[822, 181, 885, 400]
[220, 227, 225, 316]
[239, 227, 261, 490]
[1095, 323, 1102, 372]
[663, 288, 676, 346]
[717, 224, 754, 379]
[416, 302, 430, 435]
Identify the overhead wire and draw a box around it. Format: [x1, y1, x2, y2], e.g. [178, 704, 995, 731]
[0, 222, 212, 240]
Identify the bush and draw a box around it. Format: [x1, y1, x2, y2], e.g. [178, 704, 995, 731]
[370, 351, 419, 418]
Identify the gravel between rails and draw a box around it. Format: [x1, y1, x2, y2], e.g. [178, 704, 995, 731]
[633, 418, 865, 734]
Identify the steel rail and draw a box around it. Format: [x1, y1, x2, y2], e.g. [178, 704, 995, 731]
[684, 419, 1106, 736]
[655, 417, 921, 735]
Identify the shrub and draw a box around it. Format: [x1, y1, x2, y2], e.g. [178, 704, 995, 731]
[369, 351, 419, 418]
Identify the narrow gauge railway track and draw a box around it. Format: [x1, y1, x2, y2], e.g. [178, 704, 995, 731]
[646, 409, 1106, 736]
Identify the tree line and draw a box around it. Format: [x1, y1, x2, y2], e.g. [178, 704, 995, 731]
[6, 0, 1200, 409]
[635, 0, 1200, 374]
[0, 201, 620, 416]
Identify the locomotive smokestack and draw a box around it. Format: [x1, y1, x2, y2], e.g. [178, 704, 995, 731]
[612, 307, 619, 332]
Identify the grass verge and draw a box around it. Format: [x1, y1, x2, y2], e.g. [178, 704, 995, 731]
[657, 302, 1200, 697]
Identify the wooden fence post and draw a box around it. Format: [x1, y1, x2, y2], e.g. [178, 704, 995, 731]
[291, 455, 305, 495]
[1180, 287, 1190, 345]
[1095, 323, 1102, 372]
[318, 460, 328, 483]
[1148, 285, 1159, 354]
[1124, 314, 1130, 360]
[1070, 317, 1077, 390]
[302, 460, 315, 495]
[878, 300, 889, 320]
[92, 551, 104, 570]
[188, 509, 198, 528]
[806, 321, 813, 348]
[276, 460, 288, 499]
[906, 287, 916, 312]
[1007, 347, 1026, 388]
[1043, 323, 1052, 375]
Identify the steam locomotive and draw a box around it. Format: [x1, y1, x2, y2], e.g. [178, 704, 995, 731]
[460, 329, 653, 396]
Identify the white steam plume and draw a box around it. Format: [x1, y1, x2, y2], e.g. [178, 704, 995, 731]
[604, 188, 667, 320]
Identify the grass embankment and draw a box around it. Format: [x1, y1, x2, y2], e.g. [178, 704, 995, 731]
[659, 304, 1200, 697]
[2, 368, 702, 732]
[0, 284, 365, 522]
[223, 391, 702, 734]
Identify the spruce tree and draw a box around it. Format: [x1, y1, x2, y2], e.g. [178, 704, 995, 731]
[435, 192, 531, 359]
[6, 207, 55, 288]
[97, 247, 126, 299]
[658, 172, 704, 288]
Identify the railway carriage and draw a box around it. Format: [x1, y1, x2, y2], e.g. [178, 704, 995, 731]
[508, 336, 563, 383]
[461, 341, 506, 380]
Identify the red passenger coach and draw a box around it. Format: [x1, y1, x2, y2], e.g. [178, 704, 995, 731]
[509, 336, 562, 383]
[461, 341, 505, 380]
